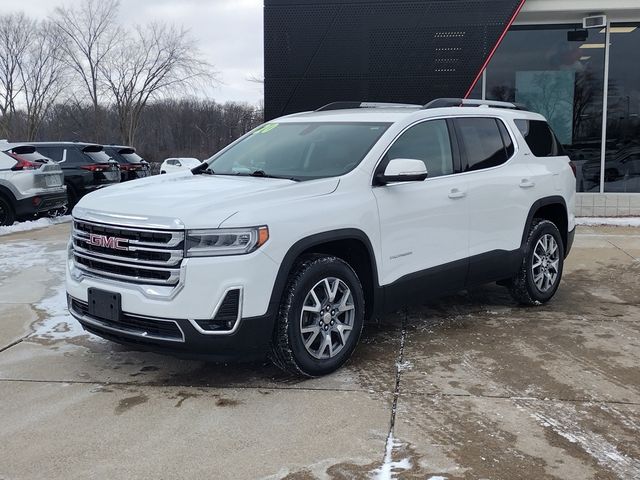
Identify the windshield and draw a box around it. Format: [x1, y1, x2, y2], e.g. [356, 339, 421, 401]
[206, 122, 390, 181]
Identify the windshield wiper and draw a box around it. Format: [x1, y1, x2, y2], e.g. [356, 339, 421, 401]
[192, 163, 214, 175]
[248, 170, 299, 181]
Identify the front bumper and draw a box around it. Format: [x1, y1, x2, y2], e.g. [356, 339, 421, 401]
[68, 294, 274, 360]
[15, 190, 67, 217]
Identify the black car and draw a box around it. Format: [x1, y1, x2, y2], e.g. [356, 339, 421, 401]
[32, 142, 120, 209]
[103, 145, 151, 182]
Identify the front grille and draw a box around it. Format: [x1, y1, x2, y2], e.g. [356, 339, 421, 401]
[195, 289, 241, 332]
[72, 219, 184, 286]
[71, 298, 184, 341]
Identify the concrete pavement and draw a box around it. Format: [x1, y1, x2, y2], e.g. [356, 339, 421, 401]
[0, 223, 639, 479]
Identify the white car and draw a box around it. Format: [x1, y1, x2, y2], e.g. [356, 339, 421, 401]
[66, 99, 576, 376]
[0, 142, 67, 225]
[159, 157, 201, 174]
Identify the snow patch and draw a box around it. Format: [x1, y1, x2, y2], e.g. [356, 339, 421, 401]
[395, 360, 413, 373]
[576, 217, 640, 227]
[369, 434, 412, 480]
[0, 215, 71, 236]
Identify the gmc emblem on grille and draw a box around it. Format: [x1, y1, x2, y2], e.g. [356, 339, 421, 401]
[88, 233, 128, 251]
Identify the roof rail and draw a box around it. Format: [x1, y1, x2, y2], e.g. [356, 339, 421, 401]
[423, 98, 528, 111]
[316, 101, 422, 112]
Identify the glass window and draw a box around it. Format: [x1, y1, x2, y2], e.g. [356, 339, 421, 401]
[65, 148, 90, 165]
[35, 146, 62, 162]
[604, 23, 640, 193]
[456, 118, 510, 171]
[515, 119, 565, 157]
[485, 25, 606, 191]
[208, 122, 390, 181]
[497, 119, 515, 158]
[383, 119, 453, 178]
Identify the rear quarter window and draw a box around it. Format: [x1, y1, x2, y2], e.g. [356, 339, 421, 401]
[456, 117, 513, 171]
[514, 119, 565, 157]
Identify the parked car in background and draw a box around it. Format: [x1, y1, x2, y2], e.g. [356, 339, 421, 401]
[31, 142, 120, 211]
[103, 145, 150, 182]
[581, 146, 640, 191]
[0, 142, 67, 225]
[160, 157, 201, 174]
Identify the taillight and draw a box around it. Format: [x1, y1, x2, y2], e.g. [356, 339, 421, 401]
[80, 163, 115, 172]
[8, 152, 39, 171]
[569, 161, 577, 178]
[119, 164, 141, 171]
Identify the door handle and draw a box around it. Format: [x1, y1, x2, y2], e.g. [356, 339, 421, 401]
[448, 188, 466, 199]
[520, 179, 535, 188]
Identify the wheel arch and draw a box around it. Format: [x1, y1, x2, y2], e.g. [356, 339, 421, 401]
[522, 196, 569, 255]
[0, 183, 17, 206]
[267, 229, 382, 322]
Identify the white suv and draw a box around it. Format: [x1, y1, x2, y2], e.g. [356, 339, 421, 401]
[0, 142, 67, 225]
[66, 99, 576, 376]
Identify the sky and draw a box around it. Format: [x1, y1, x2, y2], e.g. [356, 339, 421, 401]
[0, 0, 264, 105]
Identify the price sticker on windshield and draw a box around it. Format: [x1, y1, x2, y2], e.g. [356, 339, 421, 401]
[254, 123, 279, 134]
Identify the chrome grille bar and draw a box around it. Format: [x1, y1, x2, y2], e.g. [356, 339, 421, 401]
[72, 218, 184, 286]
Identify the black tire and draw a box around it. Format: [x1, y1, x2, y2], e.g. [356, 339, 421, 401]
[160, 171, 166, 174]
[508, 219, 565, 306]
[270, 254, 365, 377]
[0, 196, 15, 226]
[64, 184, 78, 214]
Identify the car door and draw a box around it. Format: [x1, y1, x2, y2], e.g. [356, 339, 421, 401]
[372, 118, 469, 305]
[454, 116, 533, 285]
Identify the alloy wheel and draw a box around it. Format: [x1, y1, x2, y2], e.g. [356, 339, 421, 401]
[299, 277, 355, 359]
[531, 234, 560, 292]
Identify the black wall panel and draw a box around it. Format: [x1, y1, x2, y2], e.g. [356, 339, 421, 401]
[264, 0, 524, 119]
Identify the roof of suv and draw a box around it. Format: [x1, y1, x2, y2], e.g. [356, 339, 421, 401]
[277, 101, 546, 123]
[33, 141, 105, 146]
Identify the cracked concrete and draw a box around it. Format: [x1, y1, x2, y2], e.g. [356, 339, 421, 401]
[0, 223, 639, 479]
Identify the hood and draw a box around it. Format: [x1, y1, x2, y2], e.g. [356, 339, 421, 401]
[74, 171, 339, 229]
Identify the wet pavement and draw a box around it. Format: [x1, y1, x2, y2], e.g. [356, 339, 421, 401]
[0, 223, 639, 479]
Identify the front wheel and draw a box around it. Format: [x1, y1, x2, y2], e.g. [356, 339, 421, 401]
[508, 219, 565, 305]
[271, 255, 365, 377]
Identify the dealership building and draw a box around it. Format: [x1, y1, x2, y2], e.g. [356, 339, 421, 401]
[264, 0, 640, 216]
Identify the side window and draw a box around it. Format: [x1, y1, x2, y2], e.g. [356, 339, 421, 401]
[384, 119, 454, 178]
[175, 160, 182, 167]
[514, 119, 565, 157]
[457, 118, 510, 171]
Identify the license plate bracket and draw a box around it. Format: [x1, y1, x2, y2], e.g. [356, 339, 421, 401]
[88, 288, 121, 322]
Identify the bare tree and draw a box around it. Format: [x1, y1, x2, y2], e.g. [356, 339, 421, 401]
[0, 12, 33, 138]
[51, 0, 121, 141]
[101, 22, 214, 145]
[19, 22, 68, 140]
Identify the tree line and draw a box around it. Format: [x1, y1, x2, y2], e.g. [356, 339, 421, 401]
[0, 0, 263, 163]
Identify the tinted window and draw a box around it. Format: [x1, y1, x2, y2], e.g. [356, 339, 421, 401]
[66, 148, 90, 165]
[457, 118, 510, 171]
[496, 120, 515, 158]
[36, 147, 63, 162]
[384, 119, 453, 178]
[515, 119, 564, 157]
[84, 150, 112, 163]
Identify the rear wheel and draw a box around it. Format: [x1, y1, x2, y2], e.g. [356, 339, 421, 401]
[0, 196, 15, 226]
[508, 219, 564, 305]
[271, 254, 365, 377]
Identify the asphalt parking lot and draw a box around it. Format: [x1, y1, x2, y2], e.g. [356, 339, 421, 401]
[0, 222, 639, 480]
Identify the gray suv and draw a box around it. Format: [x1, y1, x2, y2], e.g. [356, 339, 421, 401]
[0, 142, 67, 226]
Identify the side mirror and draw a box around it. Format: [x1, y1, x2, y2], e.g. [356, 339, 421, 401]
[375, 158, 428, 185]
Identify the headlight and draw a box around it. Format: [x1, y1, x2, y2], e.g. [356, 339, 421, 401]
[185, 226, 269, 257]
